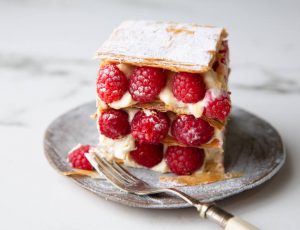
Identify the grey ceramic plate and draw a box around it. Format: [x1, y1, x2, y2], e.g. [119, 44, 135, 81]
[44, 101, 285, 209]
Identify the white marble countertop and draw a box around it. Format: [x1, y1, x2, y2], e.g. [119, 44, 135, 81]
[1, 0, 299, 229]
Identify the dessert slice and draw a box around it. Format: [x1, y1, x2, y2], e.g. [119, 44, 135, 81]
[91, 20, 231, 181]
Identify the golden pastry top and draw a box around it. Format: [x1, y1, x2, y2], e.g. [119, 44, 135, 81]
[96, 20, 228, 73]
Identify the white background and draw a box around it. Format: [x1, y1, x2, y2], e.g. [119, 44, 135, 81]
[0, 0, 299, 229]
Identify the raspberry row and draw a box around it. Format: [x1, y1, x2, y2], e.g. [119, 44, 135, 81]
[98, 108, 215, 145]
[96, 64, 231, 122]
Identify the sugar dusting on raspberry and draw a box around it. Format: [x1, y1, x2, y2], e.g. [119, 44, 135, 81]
[96, 64, 128, 103]
[172, 72, 206, 103]
[166, 146, 205, 175]
[98, 109, 130, 139]
[204, 93, 231, 121]
[171, 115, 214, 146]
[131, 110, 170, 144]
[129, 66, 167, 102]
[68, 144, 93, 170]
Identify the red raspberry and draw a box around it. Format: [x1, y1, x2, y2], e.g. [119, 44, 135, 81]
[131, 110, 170, 144]
[129, 66, 167, 102]
[166, 146, 205, 175]
[172, 72, 206, 103]
[96, 64, 128, 103]
[130, 142, 163, 168]
[98, 109, 130, 139]
[171, 115, 214, 146]
[204, 94, 231, 121]
[68, 145, 92, 170]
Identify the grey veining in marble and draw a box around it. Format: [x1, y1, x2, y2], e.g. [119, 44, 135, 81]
[231, 64, 300, 94]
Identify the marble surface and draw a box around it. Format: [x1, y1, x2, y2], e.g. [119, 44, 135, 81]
[0, 0, 299, 229]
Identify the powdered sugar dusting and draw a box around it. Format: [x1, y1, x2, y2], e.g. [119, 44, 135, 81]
[96, 20, 226, 73]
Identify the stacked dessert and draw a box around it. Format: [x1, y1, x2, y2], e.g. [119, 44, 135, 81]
[94, 20, 231, 176]
[69, 21, 231, 177]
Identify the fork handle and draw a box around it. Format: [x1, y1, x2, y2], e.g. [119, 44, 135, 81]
[225, 217, 259, 230]
[203, 204, 260, 230]
[164, 188, 259, 229]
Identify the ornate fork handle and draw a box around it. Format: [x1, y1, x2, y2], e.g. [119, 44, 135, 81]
[162, 188, 259, 230]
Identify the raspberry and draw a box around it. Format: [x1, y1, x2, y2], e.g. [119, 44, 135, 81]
[96, 64, 128, 103]
[166, 146, 205, 175]
[98, 109, 130, 139]
[131, 110, 170, 144]
[204, 94, 231, 121]
[129, 66, 166, 102]
[172, 72, 206, 103]
[68, 145, 92, 170]
[130, 142, 163, 168]
[171, 115, 214, 146]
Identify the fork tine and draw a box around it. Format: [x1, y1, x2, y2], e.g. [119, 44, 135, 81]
[93, 154, 130, 184]
[96, 155, 135, 184]
[112, 161, 140, 183]
[86, 153, 129, 190]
